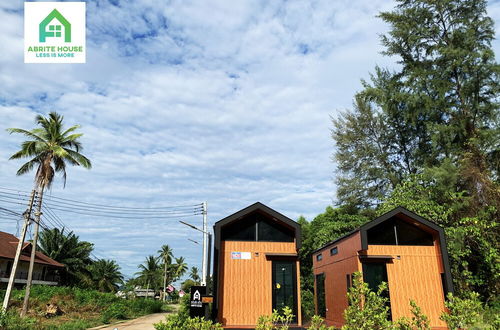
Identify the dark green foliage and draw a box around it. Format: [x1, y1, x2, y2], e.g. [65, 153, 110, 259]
[440, 292, 483, 329]
[38, 227, 94, 286]
[1, 285, 167, 328]
[300, 289, 315, 322]
[81, 259, 124, 293]
[299, 207, 368, 294]
[342, 272, 392, 330]
[330, 0, 500, 307]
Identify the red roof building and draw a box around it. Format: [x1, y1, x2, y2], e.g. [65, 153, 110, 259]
[0, 231, 64, 287]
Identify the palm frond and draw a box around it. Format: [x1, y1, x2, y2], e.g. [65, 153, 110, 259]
[6, 128, 46, 142]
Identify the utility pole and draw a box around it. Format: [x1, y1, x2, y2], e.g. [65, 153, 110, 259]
[201, 202, 207, 286]
[21, 188, 44, 316]
[2, 189, 36, 311]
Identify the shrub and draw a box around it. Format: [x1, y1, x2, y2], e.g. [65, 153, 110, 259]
[101, 302, 129, 323]
[440, 292, 482, 330]
[0, 310, 37, 330]
[394, 300, 430, 330]
[308, 315, 335, 330]
[154, 316, 223, 330]
[301, 290, 315, 322]
[255, 306, 295, 330]
[342, 272, 392, 330]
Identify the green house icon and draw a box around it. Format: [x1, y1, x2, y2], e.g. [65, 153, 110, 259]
[39, 9, 71, 43]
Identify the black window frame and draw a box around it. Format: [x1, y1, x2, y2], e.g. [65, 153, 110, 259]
[316, 253, 323, 261]
[330, 246, 338, 256]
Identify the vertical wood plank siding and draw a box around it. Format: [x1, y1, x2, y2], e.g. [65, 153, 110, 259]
[218, 241, 301, 326]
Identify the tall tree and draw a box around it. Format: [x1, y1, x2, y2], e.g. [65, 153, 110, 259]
[332, 0, 499, 209]
[189, 266, 200, 284]
[4, 112, 91, 314]
[38, 227, 94, 285]
[173, 256, 188, 282]
[136, 255, 162, 296]
[83, 259, 124, 293]
[158, 244, 174, 301]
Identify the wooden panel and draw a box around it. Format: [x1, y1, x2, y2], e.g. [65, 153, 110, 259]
[313, 232, 362, 326]
[367, 245, 447, 328]
[218, 241, 299, 326]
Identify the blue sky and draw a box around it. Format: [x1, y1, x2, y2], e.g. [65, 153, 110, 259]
[1, 0, 499, 280]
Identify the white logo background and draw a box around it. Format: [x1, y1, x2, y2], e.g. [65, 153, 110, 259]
[24, 2, 86, 63]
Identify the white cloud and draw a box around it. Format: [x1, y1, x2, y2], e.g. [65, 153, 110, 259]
[0, 0, 498, 277]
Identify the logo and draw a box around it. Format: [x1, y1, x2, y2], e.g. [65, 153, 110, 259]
[39, 9, 71, 43]
[24, 2, 86, 63]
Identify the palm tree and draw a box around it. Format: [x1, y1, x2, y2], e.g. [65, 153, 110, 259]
[189, 266, 200, 284]
[136, 255, 161, 298]
[158, 245, 173, 301]
[4, 112, 91, 314]
[84, 259, 124, 293]
[173, 256, 188, 282]
[38, 227, 94, 285]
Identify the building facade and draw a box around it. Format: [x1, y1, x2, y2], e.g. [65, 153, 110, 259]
[212, 202, 302, 327]
[312, 207, 453, 329]
[0, 231, 63, 288]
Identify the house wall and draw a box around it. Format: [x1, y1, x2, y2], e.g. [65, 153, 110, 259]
[366, 243, 447, 328]
[312, 232, 362, 328]
[0, 258, 50, 281]
[218, 240, 301, 326]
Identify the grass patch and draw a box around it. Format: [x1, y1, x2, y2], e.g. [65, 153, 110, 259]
[1, 286, 173, 329]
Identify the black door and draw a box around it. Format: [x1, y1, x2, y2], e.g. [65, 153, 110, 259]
[272, 260, 297, 320]
[362, 262, 392, 319]
[315, 273, 326, 317]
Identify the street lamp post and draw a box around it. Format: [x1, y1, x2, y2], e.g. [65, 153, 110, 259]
[180, 218, 212, 287]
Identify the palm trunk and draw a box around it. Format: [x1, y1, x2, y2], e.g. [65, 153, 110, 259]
[21, 187, 44, 317]
[163, 263, 167, 301]
[146, 281, 150, 300]
[1, 190, 36, 311]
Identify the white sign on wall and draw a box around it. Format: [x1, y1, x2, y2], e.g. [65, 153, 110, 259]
[231, 252, 252, 259]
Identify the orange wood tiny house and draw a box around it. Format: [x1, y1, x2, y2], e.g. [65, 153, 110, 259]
[312, 207, 453, 329]
[212, 202, 302, 327]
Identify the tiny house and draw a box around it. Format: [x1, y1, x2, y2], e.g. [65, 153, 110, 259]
[212, 202, 302, 327]
[312, 207, 453, 329]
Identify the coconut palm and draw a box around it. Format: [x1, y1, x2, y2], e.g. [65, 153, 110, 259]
[4, 112, 91, 313]
[173, 256, 188, 282]
[158, 244, 174, 300]
[38, 227, 93, 285]
[136, 255, 162, 298]
[189, 266, 201, 284]
[84, 259, 124, 293]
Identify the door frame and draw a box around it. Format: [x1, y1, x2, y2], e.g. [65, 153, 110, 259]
[271, 259, 298, 320]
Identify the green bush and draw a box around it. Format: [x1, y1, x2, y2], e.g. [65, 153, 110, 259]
[308, 315, 335, 330]
[440, 292, 483, 330]
[154, 316, 223, 330]
[300, 290, 315, 322]
[101, 302, 129, 323]
[0, 310, 37, 330]
[342, 272, 392, 330]
[255, 306, 295, 330]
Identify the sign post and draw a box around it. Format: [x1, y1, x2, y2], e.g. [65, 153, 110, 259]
[190, 286, 206, 318]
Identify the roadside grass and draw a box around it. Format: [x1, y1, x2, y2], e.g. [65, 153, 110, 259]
[0, 286, 173, 329]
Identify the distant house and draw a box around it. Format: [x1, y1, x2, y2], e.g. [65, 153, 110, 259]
[0, 231, 64, 288]
[312, 207, 453, 329]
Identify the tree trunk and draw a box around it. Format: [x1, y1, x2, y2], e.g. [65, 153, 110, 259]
[21, 187, 44, 317]
[1, 190, 36, 312]
[163, 263, 167, 301]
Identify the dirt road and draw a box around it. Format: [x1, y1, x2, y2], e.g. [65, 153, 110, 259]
[88, 312, 170, 330]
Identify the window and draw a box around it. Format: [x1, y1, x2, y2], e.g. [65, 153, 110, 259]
[316, 253, 323, 261]
[367, 218, 433, 246]
[315, 274, 326, 317]
[330, 246, 338, 256]
[346, 274, 351, 291]
[221, 212, 295, 242]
